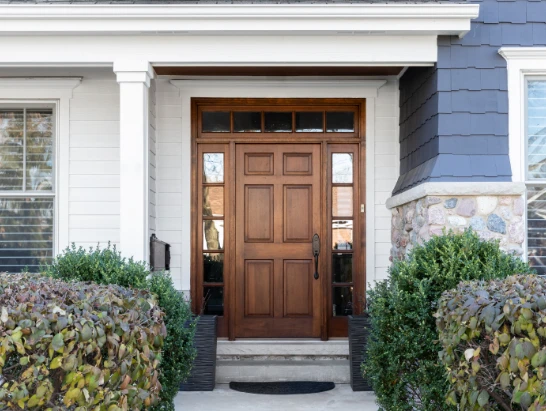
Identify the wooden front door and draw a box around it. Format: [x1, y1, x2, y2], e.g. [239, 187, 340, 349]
[235, 144, 322, 338]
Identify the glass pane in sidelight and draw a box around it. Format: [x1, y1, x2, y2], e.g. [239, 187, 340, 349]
[332, 253, 352, 283]
[203, 153, 224, 183]
[203, 220, 224, 250]
[204, 287, 224, 316]
[202, 112, 230, 133]
[264, 112, 292, 132]
[203, 186, 224, 217]
[326, 111, 355, 133]
[527, 185, 546, 275]
[295, 112, 323, 133]
[26, 110, 54, 191]
[233, 112, 261, 133]
[332, 186, 353, 217]
[0, 110, 24, 190]
[528, 81, 546, 179]
[204, 253, 224, 283]
[332, 220, 353, 250]
[333, 286, 353, 316]
[332, 153, 353, 184]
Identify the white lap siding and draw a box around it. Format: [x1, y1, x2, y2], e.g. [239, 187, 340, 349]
[68, 69, 121, 251]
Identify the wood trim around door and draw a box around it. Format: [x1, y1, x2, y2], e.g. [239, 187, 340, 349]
[191, 98, 366, 339]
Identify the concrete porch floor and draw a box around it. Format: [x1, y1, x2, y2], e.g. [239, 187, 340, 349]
[175, 384, 378, 411]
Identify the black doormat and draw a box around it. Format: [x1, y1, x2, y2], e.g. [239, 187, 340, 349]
[229, 381, 335, 395]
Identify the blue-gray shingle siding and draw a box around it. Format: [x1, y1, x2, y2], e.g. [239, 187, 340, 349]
[394, 0, 546, 195]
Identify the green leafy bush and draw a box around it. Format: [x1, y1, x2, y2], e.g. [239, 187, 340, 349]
[0, 273, 166, 410]
[43, 244, 196, 411]
[362, 229, 532, 411]
[437, 274, 546, 411]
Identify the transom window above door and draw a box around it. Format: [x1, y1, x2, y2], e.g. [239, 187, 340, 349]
[196, 99, 362, 139]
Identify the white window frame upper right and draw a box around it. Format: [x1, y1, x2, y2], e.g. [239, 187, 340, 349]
[500, 47, 546, 262]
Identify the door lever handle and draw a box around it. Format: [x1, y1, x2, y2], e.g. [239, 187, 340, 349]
[312, 234, 320, 280]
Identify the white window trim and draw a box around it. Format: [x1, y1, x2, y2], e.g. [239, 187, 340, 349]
[0, 78, 81, 254]
[500, 47, 546, 265]
[170, 78, 385, 290]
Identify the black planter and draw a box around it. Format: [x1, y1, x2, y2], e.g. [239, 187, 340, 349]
[180, 315, 217, 391]
[348, 315, 373, 392]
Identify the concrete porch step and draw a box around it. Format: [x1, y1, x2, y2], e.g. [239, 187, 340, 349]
[215, 339, 350, 384]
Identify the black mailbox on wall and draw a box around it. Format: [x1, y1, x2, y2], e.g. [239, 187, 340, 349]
[150, 234, 171, 271]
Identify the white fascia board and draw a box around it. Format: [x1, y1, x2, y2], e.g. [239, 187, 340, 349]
[0, 34, 438, 67]
[0, 4, 479, 37]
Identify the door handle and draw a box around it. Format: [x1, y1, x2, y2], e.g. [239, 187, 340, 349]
[312, 233, 320, 280]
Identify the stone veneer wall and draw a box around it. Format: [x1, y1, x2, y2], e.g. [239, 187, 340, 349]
[390, 194, 525, 261]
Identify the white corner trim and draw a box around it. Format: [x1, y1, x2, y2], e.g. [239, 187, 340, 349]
[0, 4, 479, 37]
[499, 47, 546, 183]
[0, 77, 82, 90]
[385, 182, 526, 209]
[171, 79, 387, 98]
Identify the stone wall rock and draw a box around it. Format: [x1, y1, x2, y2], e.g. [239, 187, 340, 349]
[390, 194, 525, 261]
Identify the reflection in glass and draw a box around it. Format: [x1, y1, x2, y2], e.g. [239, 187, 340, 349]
[204, 253, 224, 282]
[332, 220, 353, 250]
[332, 253, 352, 283]
[203, 220, 224, 250]
[26, 110, 53, 191]
[528, 81, 546, 179]
[333, 187, 353, 217]
[203, 186, 224, 217]
[0, 197, 54, 272]
[202, 112, 230, 133]
[233, 112, 261, 132]
[264, 112, 292, 132]
[332, 153, 353, 184]
[528, 185, 546, 275]
[203, 153, 224, 183]
[204, 287, 224, 316]
[0, 110, 24, 190]
[295, 112, 323, 133]
[333, 286, 353, 316]
[326, 112, 355, 133]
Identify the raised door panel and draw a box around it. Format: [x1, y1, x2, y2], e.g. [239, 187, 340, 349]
[283, 260, 313, 317]
[283, 153, 312, 176]
[284, 185, 312, 242]
[245, 185, 274, 242]
[245, 153, 274, 175]
[244, 260, 274, 317]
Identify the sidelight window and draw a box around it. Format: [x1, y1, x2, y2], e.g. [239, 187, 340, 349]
[202, 152, 225, 315]
[331, 153, 354, 316]
[0, 107, 55, 272]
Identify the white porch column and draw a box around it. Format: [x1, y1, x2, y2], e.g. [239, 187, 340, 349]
[114, 60, 154, 262]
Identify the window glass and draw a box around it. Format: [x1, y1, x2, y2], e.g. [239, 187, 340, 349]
[203, 287, 224, 316]
[295, 112, 323, 133]
[0, 110, 24, 190]
[203, 153, 224, 183]
[0, 107, 55, 273]
[203, 220, 224, 250]
[332, 153, 353, 184]
[233, 112, 261, 133]
[333, 286, 353, 316]
[264, 112, 292, 133]
[332, 186, 353, 217]
[204, 253, 224, 283]
[332, 220, 353, 250]
[326, 112, 354, 133]
[203, 186, 224, 217]
[202, 112, 230, 133]
[528, 81, 546, 180]
[332, 253, 352, 283]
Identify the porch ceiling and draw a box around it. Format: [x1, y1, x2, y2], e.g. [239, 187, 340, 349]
[154, 66, 404, 77]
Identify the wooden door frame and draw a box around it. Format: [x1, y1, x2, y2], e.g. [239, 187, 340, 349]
[190, 97, 366, 340]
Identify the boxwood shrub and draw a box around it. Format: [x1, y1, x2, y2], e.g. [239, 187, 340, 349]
[437, 274, 546, 411]
[362, 229, 532, 411]
[43, 244, 196, 411]
[0, 274, 166, 410]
